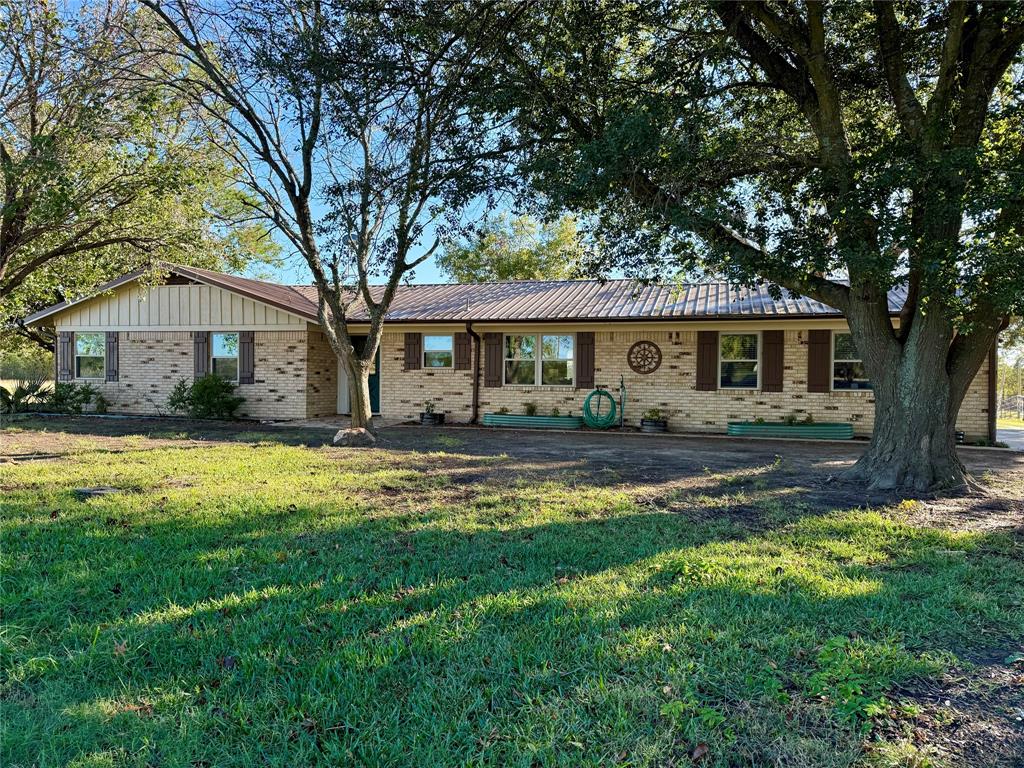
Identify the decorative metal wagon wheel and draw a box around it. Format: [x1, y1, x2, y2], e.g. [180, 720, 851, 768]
[627, 340, 662, 374]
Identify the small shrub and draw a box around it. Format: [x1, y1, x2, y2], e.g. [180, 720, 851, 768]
[496, 406, 510, 415]
[550, 407, 560, 417]
[45, 382, 99, 414]
[802, 413, 815, 424]
[523, 402, 538, 417]
[752, 416, 766, 425]
[642, 408, 663, 421]
[423, 401, 435, 414]
[782, 413, 799, 426]
[0, 378, 48, 414]
[167, 375, 245, 420]
[93, 393, 111, 414]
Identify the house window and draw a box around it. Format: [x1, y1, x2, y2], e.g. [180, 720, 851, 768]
[504, 334, 574, 386]
[75, 333, 105, 379]
[719, 333, 759, 389]
[211, 332, 239, 381]
[504, 334, 537, 385]
[423, 335, 453, 368]
[832, 332, 871, 390]
[541, 334, 574, 385]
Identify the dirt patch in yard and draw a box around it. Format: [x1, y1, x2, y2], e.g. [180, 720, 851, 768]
[882, 653, 1024, 767]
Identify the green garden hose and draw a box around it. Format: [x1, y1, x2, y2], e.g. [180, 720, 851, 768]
[583, 388, 618, 429]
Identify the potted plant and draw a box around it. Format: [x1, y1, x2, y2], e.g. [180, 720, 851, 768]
[640, 408, 668, 433]
[419, 401, 445, 425]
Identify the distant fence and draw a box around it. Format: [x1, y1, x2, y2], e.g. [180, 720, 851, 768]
[999, 394, 1023, 420]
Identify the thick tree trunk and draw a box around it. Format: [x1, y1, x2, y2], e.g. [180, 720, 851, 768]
[341, 353, 374, 432]
[845, 364, 966, 492]
[843, 300, 977, 493]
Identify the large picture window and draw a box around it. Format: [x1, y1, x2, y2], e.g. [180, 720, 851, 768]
[719, 333, 759, 389]
[211, 332, 239, 382]
[504, 334, 575, 386]
[832, 332, 871, 390]
[75, 333, 105, 379]
[423, 335, 453, 368]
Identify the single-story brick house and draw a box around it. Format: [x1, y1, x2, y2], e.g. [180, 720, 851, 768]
[24, 264, 997, 441]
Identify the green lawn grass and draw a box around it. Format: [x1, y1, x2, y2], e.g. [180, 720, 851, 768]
[2, 424, 1022, 767]
[998, 416, 1024, 429]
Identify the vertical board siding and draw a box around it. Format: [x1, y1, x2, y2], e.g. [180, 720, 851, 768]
[695, 330, 718, 391]
[761, 330, 784, 392]
[807, 329, 831, 393]
[56, 284, 306, 328]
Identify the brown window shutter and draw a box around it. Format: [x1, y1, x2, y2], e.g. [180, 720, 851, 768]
[807, 329, 831, 393]
[194, 331, 210, 378]
[483, 332, 502, 387]
[576, 331, 595, 389]
[403, 332, 422, 371]
[238, 331, 255, 384]
[105, 332, 119, 382]
[761, 330, 784, 392]
[695, 330, 718, 391]
[454, 332, 471, 370]
[58, 331, 74, 381]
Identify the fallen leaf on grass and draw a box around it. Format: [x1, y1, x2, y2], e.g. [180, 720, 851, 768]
[691, 742, 709, 761]
[113, 641, 127, 656]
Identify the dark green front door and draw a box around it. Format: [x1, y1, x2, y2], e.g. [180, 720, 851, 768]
[353, 337, 381, 413]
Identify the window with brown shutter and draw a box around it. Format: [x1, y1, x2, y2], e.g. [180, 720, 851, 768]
[238, 331, 255, 384]
[194, 331, 210, 378]
[695, 331, 718, 391]
[403, 332, 422, 371]
[807, 329, 831, 393]
[454, 332, 471, 370]
[105, 332, 119, 382]
[576, 332, 595, 389]
[761, 330, 784, 392]
[483, 333, 502, 387]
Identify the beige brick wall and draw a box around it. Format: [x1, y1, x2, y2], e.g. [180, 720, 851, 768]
[378, 328, 992, 440]
[61, 330, 314, 420]
[306, 330, 338, 418]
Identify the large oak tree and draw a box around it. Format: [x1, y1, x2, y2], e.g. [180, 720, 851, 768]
[481, 0, 1023, 490]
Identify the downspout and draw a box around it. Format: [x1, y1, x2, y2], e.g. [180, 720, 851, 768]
[467, 321, 481, 424]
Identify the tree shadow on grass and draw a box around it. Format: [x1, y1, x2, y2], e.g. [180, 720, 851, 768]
[4, 477, 1022, 767]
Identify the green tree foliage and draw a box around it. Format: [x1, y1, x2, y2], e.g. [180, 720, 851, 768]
[437, 213, 587, 282]
[0, 0, 278, 345]
[477, 0, 1023, 490]
[143, 0, 511, 430]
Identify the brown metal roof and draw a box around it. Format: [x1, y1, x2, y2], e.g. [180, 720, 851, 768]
[292, 279, 905, 322]
[26, 263, 904, 327]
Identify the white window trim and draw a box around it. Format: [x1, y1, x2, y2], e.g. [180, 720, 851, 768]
[502, 333, 576, 387]
[74, 332, 106, 381]
[830, 331, 870, 392]
[718, 331, 761, 390]
[422, 334, 454, 369]
[211, 331, 240, 383]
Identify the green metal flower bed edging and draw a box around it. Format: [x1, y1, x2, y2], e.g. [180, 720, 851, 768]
[482, 413, 584, 430]
[727, 421, 854, 440]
